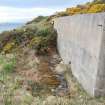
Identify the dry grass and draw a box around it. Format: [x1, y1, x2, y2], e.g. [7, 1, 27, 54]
[1, 49, 105, 105]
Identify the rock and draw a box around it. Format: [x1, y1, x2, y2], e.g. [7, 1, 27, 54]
[46, 96, 56, 102]
[55, 62, 69, 75]
[54, 86, 70, 97]
[50, 54, 62, 65]
[5, 54, 14, 59]
[54, 62, 71, 96]
[43, 96, 57, 105]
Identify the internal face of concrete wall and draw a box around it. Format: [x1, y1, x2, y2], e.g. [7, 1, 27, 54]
[54, 13, 105, 96]
[95, 20, 105, 96]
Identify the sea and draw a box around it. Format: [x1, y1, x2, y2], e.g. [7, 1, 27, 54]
[0, 23, 24, 33]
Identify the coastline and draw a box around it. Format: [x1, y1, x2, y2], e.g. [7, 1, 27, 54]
[0, 23, 24, 33]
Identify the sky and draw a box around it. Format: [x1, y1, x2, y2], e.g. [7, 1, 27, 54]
[0, 0, 92, 23]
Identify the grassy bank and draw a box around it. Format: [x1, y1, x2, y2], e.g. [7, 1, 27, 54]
[0, 16, 57, 55]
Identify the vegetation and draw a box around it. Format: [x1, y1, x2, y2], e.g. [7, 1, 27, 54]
[1, 0, 105, 105]
[0, 16, 57, 54]
[55, 0, 105, 17]
[1, 0, 105, 54]
[0, 54, 16, 73]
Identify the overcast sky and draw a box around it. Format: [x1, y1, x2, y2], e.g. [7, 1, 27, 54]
[0, 0, 92, 23]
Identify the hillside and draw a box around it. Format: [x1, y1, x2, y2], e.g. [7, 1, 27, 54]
[0, 16, 56, 54]
[56, 0, 105, 17]
[1, 0, 105, 105]
[1, 0, 105, 54]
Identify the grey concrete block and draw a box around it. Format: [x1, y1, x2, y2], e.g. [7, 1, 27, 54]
[54, 12, 105, 97]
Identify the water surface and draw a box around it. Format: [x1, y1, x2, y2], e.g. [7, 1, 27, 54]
[0, 23, 24, 33]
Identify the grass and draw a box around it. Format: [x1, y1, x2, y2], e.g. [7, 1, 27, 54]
[0, 4, 105, 104]
[0, 52, 105, 105]
[0, 16, 57, 55]
[0, 54, 16, 74]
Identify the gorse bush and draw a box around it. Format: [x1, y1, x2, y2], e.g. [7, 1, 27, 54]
[57, 0, 105, 16]
[88, 4, 105, 13]
[66, 7, 82, 15]
[66, 3, 105, 15]
[36, 28, 51, 37]
[3, 42, 15, 53]
[0, 15, 57, 54]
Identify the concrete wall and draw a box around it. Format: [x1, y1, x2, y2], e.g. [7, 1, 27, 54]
[54, 13, 105, 96]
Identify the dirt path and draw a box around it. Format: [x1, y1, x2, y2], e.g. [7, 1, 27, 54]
[15, 48, 69, 97]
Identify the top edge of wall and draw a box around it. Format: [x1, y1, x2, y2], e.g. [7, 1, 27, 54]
[54, 12, 105, 20]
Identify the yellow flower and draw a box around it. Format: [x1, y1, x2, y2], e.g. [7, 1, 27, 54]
[3, 42, 15, 52]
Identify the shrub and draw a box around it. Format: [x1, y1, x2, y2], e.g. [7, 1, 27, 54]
[3, 42, 15, 53]
[36, 28, 51, 37]
[88, 4, 105, 13]
[29, 37, 43, 49]
[26, 16, 46, 24]
[64, 1, 105, 16]
[3, 62, 15, 73]
[66, 7, 82, 15]
[0, 15, 56, 54]
[56, 12, 69, 17]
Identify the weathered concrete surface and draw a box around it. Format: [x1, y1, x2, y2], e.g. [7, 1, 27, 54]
[54, 13, 105, 96]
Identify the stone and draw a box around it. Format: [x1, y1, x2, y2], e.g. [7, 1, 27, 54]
[5, 54, 14, 59]
[43, 96, 57, 105]
[55, 62, 69, 75]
